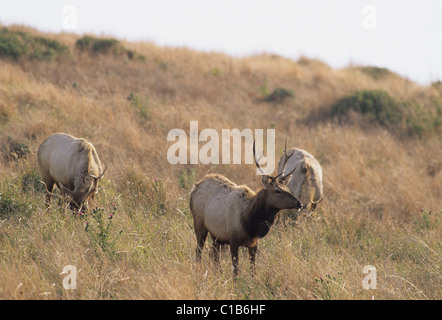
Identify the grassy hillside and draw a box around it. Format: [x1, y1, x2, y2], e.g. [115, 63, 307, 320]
[0, 25, 440, 300]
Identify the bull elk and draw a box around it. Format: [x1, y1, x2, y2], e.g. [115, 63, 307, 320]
[37, 133, 107, 211]
[277, 140, 323, 212]
[189, 139, 302, 276]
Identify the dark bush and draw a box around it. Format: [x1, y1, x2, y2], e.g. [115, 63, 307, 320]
[20, 169, 44, 193]
[0, 28, 70, 61]
[331, 90, 441, 138]
[331, 90, 402, 126]
[75, 36, 144, 60]
[75, 36, 121, 55]
[2, 137, 31, 162]
[0, 181, 34, 220]
[263, 87, 295, 103]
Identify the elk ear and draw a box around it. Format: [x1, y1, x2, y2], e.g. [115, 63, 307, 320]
[261, 175, 271, 189]
[302, 161, 311, 174]
[281, 174, 292, 185]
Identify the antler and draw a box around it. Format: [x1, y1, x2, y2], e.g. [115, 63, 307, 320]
[40, 181, 63, 200]
[275, 138, 296, 181]
[253, 140, 267, 176]
[253, 138, 296, 182]
[82, 185, 97, 203]
[89, 165, 107, 180]
[83, 165, 107, 204]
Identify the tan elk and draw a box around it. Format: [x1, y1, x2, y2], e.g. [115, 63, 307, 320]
[189, 140, 302, 276]
[277, 141, 323, 212]
[37, 133, 106, 211]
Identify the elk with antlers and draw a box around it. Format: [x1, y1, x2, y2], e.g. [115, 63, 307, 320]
[277, 144, 323, 213]
[37, 133, 107, 212]
[189, 139, 302, 276]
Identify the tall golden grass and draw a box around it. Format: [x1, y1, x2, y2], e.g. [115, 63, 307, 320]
[0, 25, 440, 299]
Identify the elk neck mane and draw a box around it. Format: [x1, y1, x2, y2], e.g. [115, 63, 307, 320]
[198, 173, 256, 199]
[77, 139, 100, 177]
[242, 188, 280, 239]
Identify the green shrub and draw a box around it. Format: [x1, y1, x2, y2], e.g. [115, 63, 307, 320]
[331, 90, 402, 126]
[0, 28, 70, 61]
[2, 137, 31, 162]
[0, 191, 20, 219]
[83, 206, 122, 256]
[0, 180, 34, 220]
[0, 28, 27, 59]
[75, 36, 143, 60]
[75, 36, 120, 55]
[20, 169, 44, 193]
[331, 90, 441, 138]
[263, 87, 295, 103]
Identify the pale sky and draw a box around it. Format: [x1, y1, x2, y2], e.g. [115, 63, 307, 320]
[1, 0, 441, 85]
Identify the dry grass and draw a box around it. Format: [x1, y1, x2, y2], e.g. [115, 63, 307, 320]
[0, 26, 440, 300]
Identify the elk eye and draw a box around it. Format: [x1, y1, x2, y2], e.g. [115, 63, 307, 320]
[275, 189, 282, 195]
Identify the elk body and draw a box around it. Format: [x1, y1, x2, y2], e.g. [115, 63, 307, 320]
[190, 141, 302, 276]
[37, 133, 106, 211]
[277, 146, 323, 212]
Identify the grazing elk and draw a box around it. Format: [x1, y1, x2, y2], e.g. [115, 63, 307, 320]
[277, 140, 323, 212]
[189, 140, 303, 276]
[37, 133, 106, 211]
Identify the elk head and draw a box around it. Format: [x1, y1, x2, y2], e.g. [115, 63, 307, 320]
[253, 139, 302, 210]
[41, 166, 107, 211]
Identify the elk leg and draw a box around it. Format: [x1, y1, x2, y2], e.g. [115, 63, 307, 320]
[230, 243, 240, 277]
[55, 182, 64, 206]
[311, 202, 318, 212]
[42, 178, 54, 209]
[195, 225, 208, 263]
[211, 239, 221, 268]
[248, 245, 258, 276]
